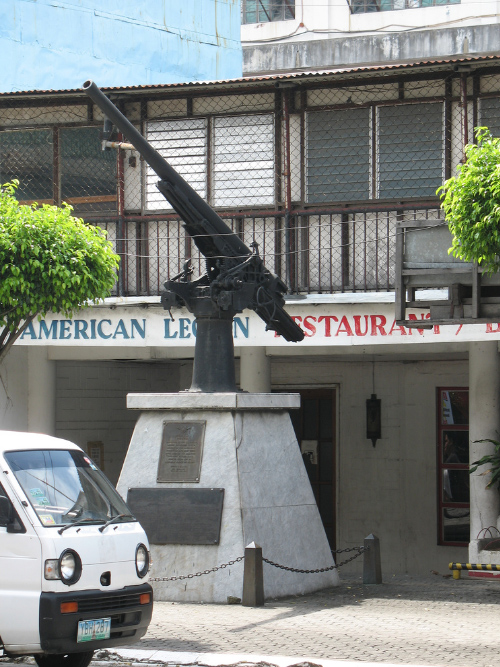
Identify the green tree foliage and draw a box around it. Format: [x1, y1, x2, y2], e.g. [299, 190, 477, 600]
[470, 439, 500, 491]
[438, 128, 500, 274]
[0, 181, 119, 363]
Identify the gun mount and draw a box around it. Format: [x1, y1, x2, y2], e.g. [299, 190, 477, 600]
[83, 80, 304, 392]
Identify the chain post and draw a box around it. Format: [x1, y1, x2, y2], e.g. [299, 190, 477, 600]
[242, 542, 264, 607]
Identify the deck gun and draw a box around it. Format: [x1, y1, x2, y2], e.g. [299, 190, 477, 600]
[83, 81, 304, 392]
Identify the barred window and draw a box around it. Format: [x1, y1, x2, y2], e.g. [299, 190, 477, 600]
[242, 0, 295, 24]
[146, 118, 208, 210]
[212, 114, 275, 207]
[0, 129, 53, 202]
[378, 102, 444, 199]
[349, 0, 460, 14]
[479, 97, 500, 137]
[60, 127, 116, 202]
[306, 108, 370, 203]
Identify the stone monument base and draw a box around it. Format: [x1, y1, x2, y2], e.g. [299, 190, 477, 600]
[117, 392, 339, 602]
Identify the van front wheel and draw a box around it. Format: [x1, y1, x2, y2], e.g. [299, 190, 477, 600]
[34, 651, 94, 667]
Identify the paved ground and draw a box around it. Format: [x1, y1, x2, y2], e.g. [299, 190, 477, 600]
[122, 573, 500, 667]
[2, 574, 499, 667]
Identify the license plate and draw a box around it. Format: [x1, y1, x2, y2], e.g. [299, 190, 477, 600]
[77, 618, 111, 643]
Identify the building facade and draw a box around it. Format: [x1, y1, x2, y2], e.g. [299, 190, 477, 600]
[2, 49, 500, 574]
[0, 0, 242, 92]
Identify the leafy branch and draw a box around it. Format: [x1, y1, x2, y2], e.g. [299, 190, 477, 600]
[438, 127, 500, 274]
[0, 180, 119, 363]
[470, 438, 500, 491]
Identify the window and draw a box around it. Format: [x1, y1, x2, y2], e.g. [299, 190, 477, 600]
[349, 0, 460, 14]
[437, 388, 470, 546]
[60, 127, 116, 203]
[213, 114, 275, 207]
[305, 102, 444, 204]
[378, 102, 444, 199]
[0, 129, 53, 202]
[480, 97, 500, 137]
[242, 0, 295, 24]
[146, 114, 275, 210]
[0, 126, 116, 211]
[146, 118, 208, 210]
[306, 108, 370, 203]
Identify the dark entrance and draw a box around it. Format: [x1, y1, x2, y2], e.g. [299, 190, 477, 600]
[289, 389, 336, 549]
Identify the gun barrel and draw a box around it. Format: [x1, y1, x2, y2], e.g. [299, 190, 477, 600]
[82, 80, 250, 258]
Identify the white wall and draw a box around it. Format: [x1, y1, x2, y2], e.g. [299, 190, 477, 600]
[241, 0, 500, 43]
[272, 355, 469, 576]
[55, 360, 180, 484]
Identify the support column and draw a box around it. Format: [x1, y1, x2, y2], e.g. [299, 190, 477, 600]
[27, 347, 56, 435]
[240, 347, 271, 393]
[469, 341, 500, 560]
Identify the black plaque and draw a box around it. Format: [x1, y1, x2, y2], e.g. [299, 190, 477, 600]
[127, 487, 224, 545]
[157, 421, 205, 483]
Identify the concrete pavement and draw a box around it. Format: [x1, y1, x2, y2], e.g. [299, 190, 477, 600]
[121, 573, 500, 667]
[1, 574, 499, 667]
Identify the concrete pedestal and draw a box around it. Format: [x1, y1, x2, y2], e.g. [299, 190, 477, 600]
[117, 392, 338, 602]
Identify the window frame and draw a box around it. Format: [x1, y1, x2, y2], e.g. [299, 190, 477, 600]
[437, 387, 470, 547]
[241, 0, 295, 24]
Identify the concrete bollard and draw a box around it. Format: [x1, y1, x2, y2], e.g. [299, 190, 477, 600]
[242, 541, 264, 606]
[363, 533, 382, 584]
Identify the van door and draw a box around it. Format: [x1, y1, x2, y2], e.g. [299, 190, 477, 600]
[0, 479, 41, 651]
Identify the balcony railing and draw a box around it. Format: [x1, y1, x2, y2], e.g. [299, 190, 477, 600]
[93, 204, 441, 297]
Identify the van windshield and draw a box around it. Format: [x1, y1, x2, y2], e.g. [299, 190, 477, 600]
[4, 449, 134, 528]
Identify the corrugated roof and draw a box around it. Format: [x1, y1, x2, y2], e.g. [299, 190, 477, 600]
[1, 53, 499, 97]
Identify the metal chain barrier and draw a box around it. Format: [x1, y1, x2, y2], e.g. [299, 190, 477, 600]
[263, 545, 368, 574]
[148, 546, 367, 582]
[149, 556, 243, 582]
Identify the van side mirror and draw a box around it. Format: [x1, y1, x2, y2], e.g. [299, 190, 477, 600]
[0, 494, 25, 533]
[0, 495, 11, 526]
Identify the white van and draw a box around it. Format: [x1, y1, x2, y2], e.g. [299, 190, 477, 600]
[0, 431, 153, 667]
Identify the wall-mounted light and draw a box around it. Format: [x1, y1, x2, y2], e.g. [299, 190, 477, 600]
[366, 393, 381, 447]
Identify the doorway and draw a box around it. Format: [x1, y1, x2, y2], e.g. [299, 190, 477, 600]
[289, 388, 336, 549]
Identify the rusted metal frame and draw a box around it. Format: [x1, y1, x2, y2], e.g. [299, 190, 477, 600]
[328, 213, 333, 293]
[363, 213, 367, 292]
[394, 213, 405, 320]
[371, 105, 377, 200]
[460, 72, 469, 153]
[386, 211, 392, 291]
[52, 127, 60, 206]
[341, 213, 349, 293]
[302, 95, 447, 116]
[300, 90, 307, 206]
[282, 89, 297, 291]
[398, 81, 404, 100]
[298, 70, 456, 95]
[0, 96, 89, 109]
[0, 119, 111, 133]
[444, 77, 453, 181]
[206, 115, 213, 206]
[374, 212, 379, 292]
[156, 220, 161, 295]
[352, 216, 357, 292]
[90, 200, 440, 223]
[116, 104, 126, 297]
[274, 89, 285, 277]
[472, 74, 480, 143]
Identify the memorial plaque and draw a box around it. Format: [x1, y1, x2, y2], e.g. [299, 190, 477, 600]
[127, 487, 224, 545]
[157, 421, 205, 483]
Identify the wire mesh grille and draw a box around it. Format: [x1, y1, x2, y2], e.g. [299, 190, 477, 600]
[1, 68, 500, 296]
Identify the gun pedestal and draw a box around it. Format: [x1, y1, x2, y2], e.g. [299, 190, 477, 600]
[189, 304, 237, 393]
[84, 82, 337, 603]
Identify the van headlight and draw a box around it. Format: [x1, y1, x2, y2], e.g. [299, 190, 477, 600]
[59, 549, 82, 585]
[135, 544, 150, 578]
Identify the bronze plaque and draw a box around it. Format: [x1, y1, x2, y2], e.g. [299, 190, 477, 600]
[157, 421, 205, 483]
[127, 487, 224, 545]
